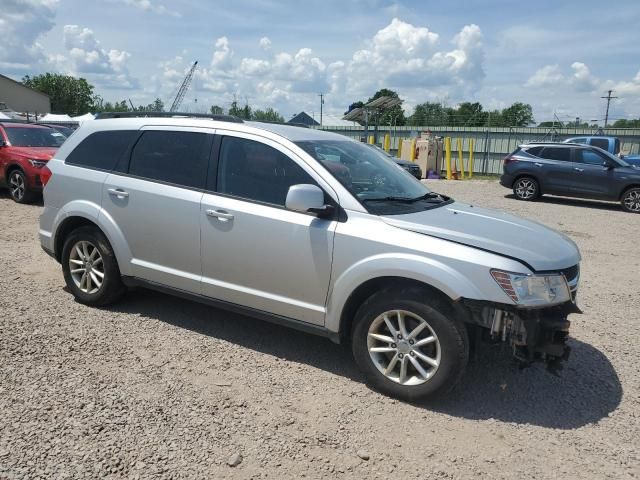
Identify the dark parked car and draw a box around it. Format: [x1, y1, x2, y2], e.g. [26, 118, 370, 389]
[500, 142, 640, 213]
[367, 144, 423, 179]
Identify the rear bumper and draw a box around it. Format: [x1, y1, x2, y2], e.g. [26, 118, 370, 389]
[499, 173, 513, 188]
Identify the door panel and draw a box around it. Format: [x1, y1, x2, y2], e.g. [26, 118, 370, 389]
[200, 194, 336, 325]
[537, 147, 573, 194]
[570, 149, 614, 198]
[101, 174, 204, 292]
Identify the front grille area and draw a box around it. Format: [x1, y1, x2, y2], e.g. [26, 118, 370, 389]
[561, 265, 579, 285]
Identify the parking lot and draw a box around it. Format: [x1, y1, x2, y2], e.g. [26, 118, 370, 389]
[0, 180, 638, 479]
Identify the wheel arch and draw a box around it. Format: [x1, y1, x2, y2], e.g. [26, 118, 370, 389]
[335, 276, 462, 343]
[512, 172, 541, 189]
[619, 184, 640, 201]
[5, 163, 25, 181]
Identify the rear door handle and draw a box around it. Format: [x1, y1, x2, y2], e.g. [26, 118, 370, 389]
[206, 209, 234, 222]
[574, 167, 584, 172]
[107, 188, 129, 198]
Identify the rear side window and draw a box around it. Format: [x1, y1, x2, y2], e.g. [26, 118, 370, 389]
[569, 138, 587, 144]
[590, 138, 609, 151]
[128, 131, 211, 189]
[540, 147, 571, 162]
[523, 146, 543, 157]
[66, 131, 138, 171]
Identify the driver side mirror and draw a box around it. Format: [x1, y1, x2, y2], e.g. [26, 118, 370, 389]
[0, 140, 7, 147]
[603, 161, 615, 170]
[285, 184, 333, 218]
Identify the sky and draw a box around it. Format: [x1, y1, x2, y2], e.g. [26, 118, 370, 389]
[1, 0, 640, 124]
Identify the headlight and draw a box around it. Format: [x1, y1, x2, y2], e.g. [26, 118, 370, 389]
[491, 269, 571, 307]
[28, 159, 47, 168]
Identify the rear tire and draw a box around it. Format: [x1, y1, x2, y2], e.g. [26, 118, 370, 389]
[513, 176, 540, 201]
[8, 170, 36, 203]
[621, 187, 640, 213]
[61, 226, 126, 306]
[351, 289, 468, 401]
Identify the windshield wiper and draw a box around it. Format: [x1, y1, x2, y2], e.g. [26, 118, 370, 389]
[408, 192, 445, 202]
[363, 196, 416, 203]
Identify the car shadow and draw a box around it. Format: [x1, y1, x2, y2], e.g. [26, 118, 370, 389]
[108, 288, 622, 430]
[504, 193, 622, 212]
[0, 189, 44, 205]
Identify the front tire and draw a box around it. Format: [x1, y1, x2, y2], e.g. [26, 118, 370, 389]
[8, 170, 36, 203]
[621, 187, 640, 213]
[513, 176, 540, 201]
[351, 290, 468, 401]
[61, 226, 126, 306]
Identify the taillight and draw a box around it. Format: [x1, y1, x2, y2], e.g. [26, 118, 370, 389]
[40, 165, 52, 186]
[503, 156, 517, 166]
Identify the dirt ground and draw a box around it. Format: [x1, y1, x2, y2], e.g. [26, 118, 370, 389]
[0, 180, 638, 479]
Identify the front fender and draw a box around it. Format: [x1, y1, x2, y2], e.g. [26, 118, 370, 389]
[52, 200, 133, 276]
[324, 253, 487, 333]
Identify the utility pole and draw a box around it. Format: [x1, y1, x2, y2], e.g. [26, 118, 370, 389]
[601, 90, 618, 128]
[318, 93, 325, 127]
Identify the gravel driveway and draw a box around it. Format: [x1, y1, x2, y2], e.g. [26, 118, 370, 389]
[1, 180, 638, 479]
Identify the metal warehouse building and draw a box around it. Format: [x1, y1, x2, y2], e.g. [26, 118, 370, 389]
[0, 74, 51, 116]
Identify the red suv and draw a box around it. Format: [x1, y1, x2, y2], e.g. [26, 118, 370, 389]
[0, 123, 64, 203]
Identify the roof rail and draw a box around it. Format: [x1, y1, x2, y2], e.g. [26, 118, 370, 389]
[94, 111, 244, 123]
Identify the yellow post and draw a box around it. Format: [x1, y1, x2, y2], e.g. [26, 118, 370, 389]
[397, 138, 403, 158]
[468, 139, 474, 178]
[445, 137, 452, 180]
[410, 138, 417, 161]
[457, 138, 464, 180]
[383, 134, 391, 152]
[368, 135, 375, 145]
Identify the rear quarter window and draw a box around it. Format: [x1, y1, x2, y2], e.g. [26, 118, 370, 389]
[590, 138, 610, 151]
[66, 130, 138, 171]
[523, 146, 543, 157]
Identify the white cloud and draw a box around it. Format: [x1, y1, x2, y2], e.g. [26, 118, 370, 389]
[525, 65, 564, 88]
[116, 0, 180, 17]
[259, 37, 272, 51]
[0, 0, 58, 70]
[61, 25, 138, 88]
[211, 36, 233, 69]
[570, 62, 599, 92]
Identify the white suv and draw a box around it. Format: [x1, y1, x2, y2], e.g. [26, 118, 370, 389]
[39, 113, 581, 400]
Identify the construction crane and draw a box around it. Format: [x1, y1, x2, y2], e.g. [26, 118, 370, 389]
[169, 60, 198, 112]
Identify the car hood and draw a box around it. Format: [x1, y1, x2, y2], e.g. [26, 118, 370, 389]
[382, 202, 581, 271]
[8, 146, 57, 160]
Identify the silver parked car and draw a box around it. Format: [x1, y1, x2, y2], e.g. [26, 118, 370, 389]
[39, 114, 581, 400]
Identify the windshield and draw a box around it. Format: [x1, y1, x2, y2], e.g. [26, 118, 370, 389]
[5, 126, 62, 147]
[296, 139, 450, 214]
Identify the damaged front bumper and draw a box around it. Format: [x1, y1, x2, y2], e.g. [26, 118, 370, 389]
[464, 299, 581, 372]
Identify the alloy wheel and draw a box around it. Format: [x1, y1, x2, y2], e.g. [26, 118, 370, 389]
[9, 172, 25, 201]
[367, 310, 441, 386]
[515, 178, 536, 200]
[623, 190, 640, 212]
[68, 240, 105, 294]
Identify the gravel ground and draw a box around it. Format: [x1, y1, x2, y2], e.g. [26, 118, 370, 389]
[0, 180, 638, 479]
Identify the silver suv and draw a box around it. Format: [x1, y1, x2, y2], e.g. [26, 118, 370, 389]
[39, 114, 581, 400]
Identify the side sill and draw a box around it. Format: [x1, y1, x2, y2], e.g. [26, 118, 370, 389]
[122, 276, 341, 344]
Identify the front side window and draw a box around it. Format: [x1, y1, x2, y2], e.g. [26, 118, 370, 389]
[576, 149, 606, 165]
[5, 126, 61, 147]
[217, 136, 317, 206]
[297, 139, 449, 215]
[129, 131, 211, 189]
[540, 147, 571, 162]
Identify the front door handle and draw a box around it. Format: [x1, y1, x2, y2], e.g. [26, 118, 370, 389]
[107, 188, 129, 198]
[574, 167, 585, 172]
[206, 209, 234, 222]
[534, 162, 543, 167]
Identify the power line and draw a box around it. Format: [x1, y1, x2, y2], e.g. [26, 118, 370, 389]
[601, 90, 618, 128]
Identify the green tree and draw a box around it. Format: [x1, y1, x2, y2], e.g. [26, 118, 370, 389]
[408, 102, 448, 126]
[22, 73, 95, 116]
[210, 105, 224, 115]
[500, 102, 534, 127]
[228, 99, 252, 119]
[612, 118, 640, 128]
[252, 107, 284, 122]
